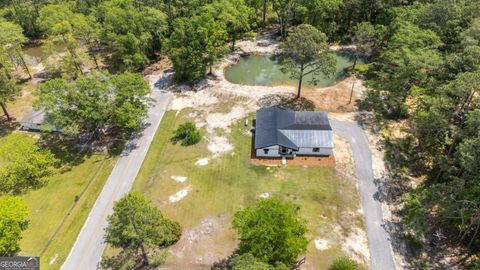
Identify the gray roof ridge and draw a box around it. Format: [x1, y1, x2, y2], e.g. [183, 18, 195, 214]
[277, 129, 299, 150]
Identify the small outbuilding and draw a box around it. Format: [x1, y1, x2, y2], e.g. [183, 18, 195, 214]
[21, 110, 59, 132]
[254, 107, 333, 158]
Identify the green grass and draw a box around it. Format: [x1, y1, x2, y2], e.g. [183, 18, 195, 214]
[0, 133, 119, 270]
[132, 110, 365, 269]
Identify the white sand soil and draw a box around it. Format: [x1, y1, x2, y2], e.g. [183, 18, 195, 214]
[207, 136, 234, 156]
[168, 217, 236, 266]
[171, 176, 187, 183]
[195, 158, 209, 166]
[342, 227, 370, 265]
[258, 192, 270, 199]
[169, 186, 191, 203]
[314, 239, 330, 250]
[206, 106, 247, 133]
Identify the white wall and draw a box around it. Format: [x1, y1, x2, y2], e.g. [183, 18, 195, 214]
[256, 146, 333, 157]
[256, 145, 280, 157]
[296, 147, 333, 156]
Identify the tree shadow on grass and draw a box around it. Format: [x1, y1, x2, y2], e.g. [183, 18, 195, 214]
[37, 134, 94, 168]
[257, 93, 316, 111]
[0, 118, 20, 137]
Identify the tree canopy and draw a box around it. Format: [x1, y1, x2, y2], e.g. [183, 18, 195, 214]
[0, 134, 57, 195]
[104, 192, 181, 267]
[0, 196, 29, 256]
[34, 71, 150, 139]
[232, 198, 308, 266]
[279, 24, 336, 98]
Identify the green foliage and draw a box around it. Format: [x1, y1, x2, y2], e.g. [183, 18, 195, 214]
[295, 0, 342, 37]
[228, 253, 288, 270]
[37, 3, 86, 76]
[328, 256, 363, 270]
[35, 71, 150, 139]
[354, 22, 386, 59]
[0, 67, 19, 120]
[104, 192, 181, 267]
[2, 0, 45, 37]
[0, 196, 29, 256]
[370, 20, 442, 118]
[208, 0, 253, 51]
[0, 134, 57, 195]
[402, 191, 428, 235]
[233, 198, 308, 266]
[168, 17, 210, 82]
[168, 0, 251, 82]
[0, 18, 31, 78]
[355, 0, 480, 259]
[277, 95, 316, 111]
[95, 0, 168, 70]
[172, 122, 201, 146]
[229, 253, 276, 270]
[279, 24, 336, 98]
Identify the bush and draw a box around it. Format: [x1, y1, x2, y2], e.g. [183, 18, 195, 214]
[172, 122, 201, 146]
[329, 257, 362, 270]
[232, 198, 308, 266]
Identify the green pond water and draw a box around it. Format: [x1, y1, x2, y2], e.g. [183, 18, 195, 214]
[23, 46, 44, 65]
[225, 52, 361, 87]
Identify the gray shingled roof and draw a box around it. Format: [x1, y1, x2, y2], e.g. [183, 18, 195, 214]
[21, 110, 46, 124]
[254, 107, 333, 149]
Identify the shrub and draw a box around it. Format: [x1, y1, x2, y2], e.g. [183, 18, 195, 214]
[172, 122, 201, 146]
[232, 198, 308, 266]
[329, 257, 362, 270]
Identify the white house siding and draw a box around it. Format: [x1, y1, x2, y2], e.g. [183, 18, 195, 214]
[256, 146, 333, 157]
[21, 122, 41, 131]
[296, 147, 332, 156]
[256, 145, 280, 157]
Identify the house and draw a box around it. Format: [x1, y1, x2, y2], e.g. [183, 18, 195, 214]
[254, 107, 333, 158]
[21, 110, 59, 132]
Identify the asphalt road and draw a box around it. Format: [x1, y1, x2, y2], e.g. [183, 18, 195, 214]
[61, 76, 172, 270]
[330, 119, 396, 270]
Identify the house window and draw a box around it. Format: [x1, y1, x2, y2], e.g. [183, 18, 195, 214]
[263, 149, 269, 154]
[313, 148, 320, 152]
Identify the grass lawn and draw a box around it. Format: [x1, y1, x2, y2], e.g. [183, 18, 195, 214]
[0, 133, 119, 270]
[5, 79, 37, 122]
[131, 109, 364, 269]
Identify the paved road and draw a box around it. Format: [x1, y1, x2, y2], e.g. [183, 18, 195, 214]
[61, 76, 173, 270]
[330, 119, 396, 270]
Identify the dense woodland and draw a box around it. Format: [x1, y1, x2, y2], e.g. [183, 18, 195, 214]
[0, 0, 480, 268]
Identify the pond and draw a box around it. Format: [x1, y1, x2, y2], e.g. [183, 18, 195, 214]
[23, 46, 44, 65]
[225, 52, 362, 87]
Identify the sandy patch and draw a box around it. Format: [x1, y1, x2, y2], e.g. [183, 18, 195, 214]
[332, 134, 353, 165]
[235, 32, 279, 54]
[169, 90, 219, 111]
[168, 217, 236, 265]
[258, 192, 270, 199]
[195, 158, 209, 166]
[169, 186, 191, 203]
[206, 106, 247, 133]
[171, 176, 187, 183]
[342, 227, 370, 265]
[207, 136, 234, 156]
[314, 239, 330, 250]
[302, 76, 366, 112]
[49, 254, 58, 265]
